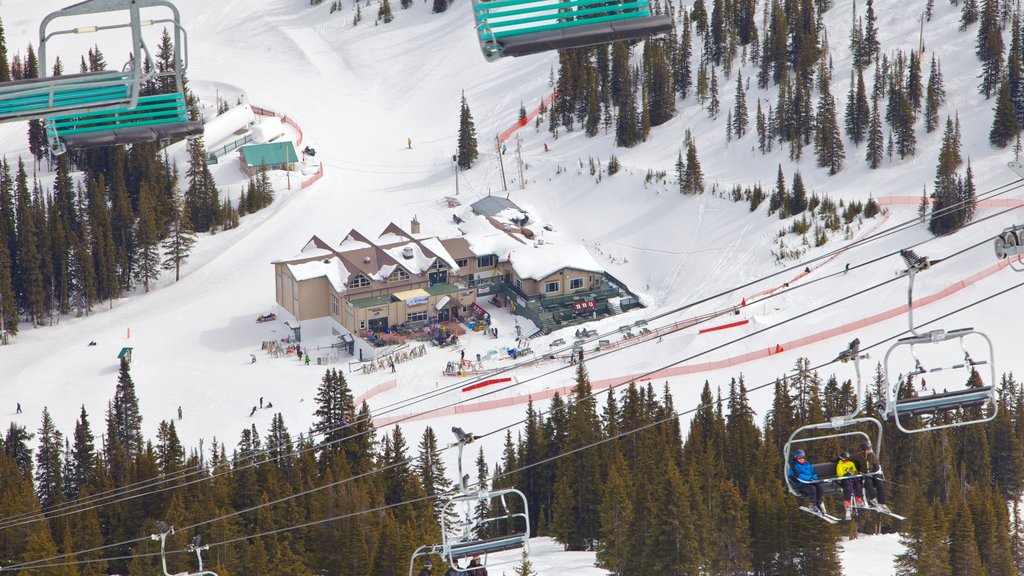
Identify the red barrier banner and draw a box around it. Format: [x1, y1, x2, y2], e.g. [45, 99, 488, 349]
[462, 377, 512, 393]
[698, 319, 749, 334]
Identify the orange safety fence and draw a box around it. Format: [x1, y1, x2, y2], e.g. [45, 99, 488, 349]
[355, 379, 397, 406]
[496, 91, 556, 148]
[249, 104, 323, 189]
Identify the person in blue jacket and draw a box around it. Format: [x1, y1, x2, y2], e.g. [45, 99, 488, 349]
[788, 448, 825, 514]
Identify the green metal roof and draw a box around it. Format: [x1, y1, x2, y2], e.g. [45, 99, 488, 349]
[239, 141, 298, 167]
[350, 295, 392, 308]
[425, 282, 461, 295]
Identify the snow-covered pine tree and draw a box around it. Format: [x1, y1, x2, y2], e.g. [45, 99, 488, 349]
[457, 91, 479, 169]
[734, 70, 749, 137]
[160, 192, 196, 282]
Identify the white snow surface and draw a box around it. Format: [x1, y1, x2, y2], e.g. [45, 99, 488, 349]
[1, 0, 1022, 573]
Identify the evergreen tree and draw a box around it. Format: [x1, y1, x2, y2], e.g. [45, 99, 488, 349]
[643, 40, 676, 127]
[930, 117, 966, 235]
[845, 67, 869, 145]
[14, 159, 45, 324]
[551, 361, 604, 550]
[596, 451, 634, 574]
[866, 93, 884, 168]
[948, 492, 984, 575]
[34, 407, 65, 512]
[907, 50, 924, 113]
[962, 0, 980, 29]
[707, 70, 720, 118]
[0, 17, 10, 82]
[160, 192, 196, 282]
[863, 0, 880, 61]
[109, 361, 143, 459]
[734, 71, 749, 138]
[312, 368, 355, 462]
[789, 171, 808, 214]
[155, 420, 185, 476]
[457, 91, 479, 170]
[991, 74, 1019, 147]
[378, 0, 393, 24]
[133, 182, 161, 292]
[415, 426, 454, 529]
[676, 12, 694, 99]
[67, 406, 95, 501]
[86, 176, 118, 302]
[815, 79, 846, 175]
[183, 137, 219, 233]
[925, 55, 945, 133]
[977, 0, 1004, 98]
[680, 135, 704, 194]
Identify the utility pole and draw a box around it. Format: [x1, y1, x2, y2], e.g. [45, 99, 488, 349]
[496, 134, 507, 192]
[516, 133, 525, 190]
[454, 148, 460, 196]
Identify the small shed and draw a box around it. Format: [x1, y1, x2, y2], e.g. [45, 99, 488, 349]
[470, 195, 529, 224]
[118, 347, 134, 367]
[238, 141, 298, 177]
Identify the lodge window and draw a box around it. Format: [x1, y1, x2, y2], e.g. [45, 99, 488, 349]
[408, 311, 428, 322]
[456, 258, 469, 268]
[477, 255, 496, 268]
[330, 294, 340, 316]
[570, 278, 584, 290]
[432, 260, 448, 270]
[351, 275, 371, 288]
[515, 278, 523, 290]
[388, 268, 410, 282]
[544, 281, 560, 293]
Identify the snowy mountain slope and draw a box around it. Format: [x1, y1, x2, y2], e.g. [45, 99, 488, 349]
[2, 0, 1024, 573]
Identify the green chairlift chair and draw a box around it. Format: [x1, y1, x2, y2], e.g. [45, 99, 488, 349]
[0, 0, 203, 155]
[473, 0, 673, 61]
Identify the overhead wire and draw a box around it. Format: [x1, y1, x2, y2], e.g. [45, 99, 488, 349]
[10, 272, 1023, 573]
[3, 175, 1021, 532]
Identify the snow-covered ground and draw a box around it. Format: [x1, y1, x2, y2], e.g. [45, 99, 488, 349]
[2, 0, 1022, 573]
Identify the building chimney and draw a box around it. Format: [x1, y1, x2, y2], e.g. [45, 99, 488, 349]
[402, 246, 414, 259]
[411, 215, 421, 235]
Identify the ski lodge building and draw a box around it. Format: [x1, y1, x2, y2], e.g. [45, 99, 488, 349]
[272, 213, 640, 339]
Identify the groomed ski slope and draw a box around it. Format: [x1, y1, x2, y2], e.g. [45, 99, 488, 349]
[2, 1, 1023, 574]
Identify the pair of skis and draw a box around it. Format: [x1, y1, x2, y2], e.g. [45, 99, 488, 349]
[800, 503, 905, 524]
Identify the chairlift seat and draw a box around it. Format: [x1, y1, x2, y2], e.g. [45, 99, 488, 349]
[449, 534, 528, 560]
[893, 386, 993, 418]
[474, 0, 672, 60]
[0, 71, 134, 122]
[48, 92, 202, 150]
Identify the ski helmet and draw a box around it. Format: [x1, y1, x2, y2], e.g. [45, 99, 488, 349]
[840, 451, 851, 460]
[794, 449, 806, 458]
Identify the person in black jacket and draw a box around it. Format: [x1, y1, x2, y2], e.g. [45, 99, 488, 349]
[416, 560, 433, 576]
[467, 557, 487, 576]
[855, 443, 890, 513]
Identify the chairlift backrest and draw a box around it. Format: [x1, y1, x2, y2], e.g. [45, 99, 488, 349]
[881, 252, 998, 434]
[0, 0, 203, 154]
[472, 0, 673, 61]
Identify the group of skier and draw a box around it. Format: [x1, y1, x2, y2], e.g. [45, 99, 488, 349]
[788, 443, 890, 520]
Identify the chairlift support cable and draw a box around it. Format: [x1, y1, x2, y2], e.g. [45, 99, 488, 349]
[8, 276, 1024, 573]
